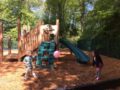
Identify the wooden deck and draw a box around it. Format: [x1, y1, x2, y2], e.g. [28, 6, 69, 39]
[4, 53, 18, 60]
[3, 49, 18, 60]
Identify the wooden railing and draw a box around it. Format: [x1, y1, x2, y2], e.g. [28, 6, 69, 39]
[18, 19, 59, 59]
[18, 22, 41, 58]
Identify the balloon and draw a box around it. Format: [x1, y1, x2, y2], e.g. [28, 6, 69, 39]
[53, 50, 60, 58]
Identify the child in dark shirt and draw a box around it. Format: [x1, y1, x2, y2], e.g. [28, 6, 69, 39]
[92, 50, 104, 80]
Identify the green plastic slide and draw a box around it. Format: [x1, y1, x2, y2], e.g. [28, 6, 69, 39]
[59, 38, 90, 64]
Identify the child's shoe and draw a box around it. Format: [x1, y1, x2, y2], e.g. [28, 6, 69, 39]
[96, 77, 100, 80]
[32, 72, 38, 78]
[23, 77, 28, 81]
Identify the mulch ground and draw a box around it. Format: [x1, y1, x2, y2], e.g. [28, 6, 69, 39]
[0, 49, 120, 90]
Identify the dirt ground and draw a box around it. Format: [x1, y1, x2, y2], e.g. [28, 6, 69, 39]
[0, 49, 120, 90]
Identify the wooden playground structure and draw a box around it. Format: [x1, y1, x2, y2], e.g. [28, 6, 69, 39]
[0, 19, 59, 61]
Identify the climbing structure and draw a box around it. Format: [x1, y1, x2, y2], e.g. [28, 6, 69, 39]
[36, 40, 56, 68]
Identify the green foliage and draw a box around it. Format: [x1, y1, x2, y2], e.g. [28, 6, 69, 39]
[4, 28, 17, 41]
[0, 0, 43, 48]
[78, 0, 120, 58]
[4, 28, 18, 49]
[0, 0, 42, 30]
[45, 0, 89, 37]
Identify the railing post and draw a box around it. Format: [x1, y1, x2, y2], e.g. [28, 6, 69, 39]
[0, 22, 3, 62]
[17, 17, 21, 61]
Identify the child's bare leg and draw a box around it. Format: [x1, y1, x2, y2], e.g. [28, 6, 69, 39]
[96, 68, 101, 80]
[24, 68, 29, 80]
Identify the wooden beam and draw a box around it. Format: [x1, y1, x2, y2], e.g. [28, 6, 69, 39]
[0, 22, 3, 62]
[17, 17, 21, 61]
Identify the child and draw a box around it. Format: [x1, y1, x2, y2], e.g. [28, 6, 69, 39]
[23, 50, 37, 80]
[92, 50, 104, 80]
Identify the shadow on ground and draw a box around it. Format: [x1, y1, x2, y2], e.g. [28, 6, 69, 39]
[0, 61, 23, 76]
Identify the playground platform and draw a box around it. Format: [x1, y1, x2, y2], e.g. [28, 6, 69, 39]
[3, 49, 18, 55]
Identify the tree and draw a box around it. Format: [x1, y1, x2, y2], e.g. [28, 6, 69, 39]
[78, 0, 120, 58]
[0, 0, 42, 30]
[0, 0, 43, 48]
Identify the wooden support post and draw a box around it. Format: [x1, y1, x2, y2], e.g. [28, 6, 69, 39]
[36, 22, 40, 46]
[56, 19, 59, 49]
[17, 17, 21, 61]
[38, 21, 42, 44]
[0, 22, 3, 62]
[8, 36, 12, 54]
